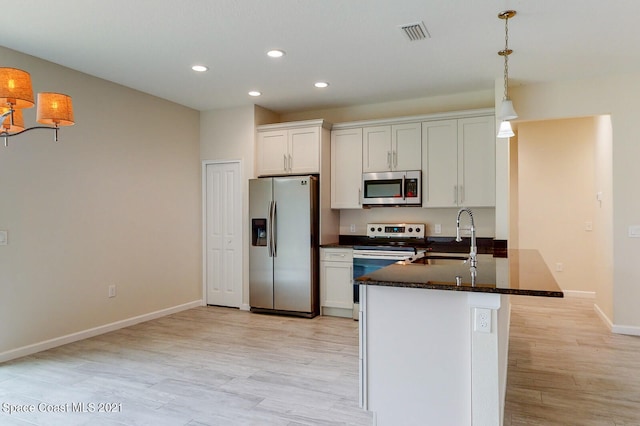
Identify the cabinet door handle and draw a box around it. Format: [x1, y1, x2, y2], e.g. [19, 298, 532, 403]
[358, 188, 362, 205]
[393, 150, 397, 169]
[288, 154, 292, 172]
[454, 185, 458, 205]
[460, 185, 464, 204]
[387, 151, 391, 169]
[283, 154, 287, 171]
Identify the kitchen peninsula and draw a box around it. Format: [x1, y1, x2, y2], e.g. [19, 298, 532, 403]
[357, 249, 562, 426]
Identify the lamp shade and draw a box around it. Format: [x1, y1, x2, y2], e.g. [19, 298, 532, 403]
[36, 92, 74, 126]
[498, 99, 518, 121]
[0, 68, 35, 109]
[0, 108, 25, 133]
[497, 120, 515, 138]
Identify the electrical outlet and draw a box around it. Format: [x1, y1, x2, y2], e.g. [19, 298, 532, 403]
[350, 224, 356, 233]
[108, 285, 116, 298]
[585, 221, 593, 231]
[0, 230, 7, 245]
[434, 224, 442, 234]
[555, 263, 564, 272]
[474, 308, 491, 333]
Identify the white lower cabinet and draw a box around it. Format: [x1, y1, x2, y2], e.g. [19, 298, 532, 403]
[320, 248, 353, 317]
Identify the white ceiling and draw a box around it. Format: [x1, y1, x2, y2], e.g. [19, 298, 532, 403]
[2, 0, 640, 113]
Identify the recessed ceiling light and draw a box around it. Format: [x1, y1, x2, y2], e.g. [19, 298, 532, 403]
[248, 91, 262, 97]
[191, 65, 208, 72]
[267, 49, 285, 58]
[314, 81, 329, 88]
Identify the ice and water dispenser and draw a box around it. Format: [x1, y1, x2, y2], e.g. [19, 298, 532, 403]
[252, 219, 267, 247]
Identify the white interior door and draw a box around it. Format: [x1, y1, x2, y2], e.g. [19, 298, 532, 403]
[205, 161, 242, 307]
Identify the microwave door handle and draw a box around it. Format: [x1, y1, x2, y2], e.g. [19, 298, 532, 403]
[402, 175, 406, 200]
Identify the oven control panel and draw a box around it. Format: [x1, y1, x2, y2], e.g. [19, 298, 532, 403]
[366, 223, 425, 238]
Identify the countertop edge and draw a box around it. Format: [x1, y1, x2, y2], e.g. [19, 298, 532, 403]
[357, 279, 564, 297]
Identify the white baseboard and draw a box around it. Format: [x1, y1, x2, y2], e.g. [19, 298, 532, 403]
[593, 303, 613, 330]
[240, 303, 251, 311]
[593, 303, 640, 336]
[563, 290, 595, 299]
[0, 300, 202, 364]
[612, 323, 640, 336]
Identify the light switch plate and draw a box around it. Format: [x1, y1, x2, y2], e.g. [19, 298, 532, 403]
[629, 225, 640, 238]
[0, 230, 7, 245]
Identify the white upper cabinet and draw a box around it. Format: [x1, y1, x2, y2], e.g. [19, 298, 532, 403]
[392, 123, 422, 171]
[256, 124, 320, 176]
[422, 116, 495, 207]
[362, 123, 421, 172]
[458, 116, 495, 207]
[331, 128, 363, 209]
[422, 119, 459, 207]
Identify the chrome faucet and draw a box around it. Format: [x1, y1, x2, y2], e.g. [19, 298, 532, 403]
[456, 207, 477, 268]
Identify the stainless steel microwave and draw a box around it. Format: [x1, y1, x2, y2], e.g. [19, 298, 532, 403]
[361, 170, 421, 206]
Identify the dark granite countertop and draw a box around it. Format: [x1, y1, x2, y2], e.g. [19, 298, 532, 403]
[321, 235, 509, 256]
[356, 249, 563, 298]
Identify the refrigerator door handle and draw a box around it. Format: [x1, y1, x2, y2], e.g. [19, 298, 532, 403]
[268, 201, 274, 257]
[272, 201, 277, 257]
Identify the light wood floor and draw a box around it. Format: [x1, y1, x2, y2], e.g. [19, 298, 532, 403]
[1, 297, 639, 425]
[505, 296, 640, 426]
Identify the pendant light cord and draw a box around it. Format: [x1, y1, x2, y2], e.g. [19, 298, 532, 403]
[502, 15, 511, 100]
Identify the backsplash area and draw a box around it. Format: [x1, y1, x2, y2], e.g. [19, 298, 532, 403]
[339, 207, 496, 238]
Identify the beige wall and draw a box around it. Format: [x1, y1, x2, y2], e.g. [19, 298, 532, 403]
[515, 118, 598, 293]
[512, 74, 638, 329]
[0, 47, 202, 357]
[200, 105, 274, 307]
[593, 115, 614, 319]
[508, 136, 519, 248]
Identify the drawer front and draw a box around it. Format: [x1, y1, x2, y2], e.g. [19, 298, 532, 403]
[321, 248, 353, 262]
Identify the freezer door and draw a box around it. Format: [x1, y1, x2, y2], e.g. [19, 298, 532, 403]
[273, 176, 315, 312]
[249, 178, 274, 309]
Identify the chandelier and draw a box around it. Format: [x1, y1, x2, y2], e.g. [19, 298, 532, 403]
[496, 10, 517, 138]
[0, 67, 75, 147]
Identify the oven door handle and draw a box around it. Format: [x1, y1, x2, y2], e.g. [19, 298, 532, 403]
[353, 254, 414, 260]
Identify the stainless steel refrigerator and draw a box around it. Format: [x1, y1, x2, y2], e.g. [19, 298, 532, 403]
[249, 175, 319, 317]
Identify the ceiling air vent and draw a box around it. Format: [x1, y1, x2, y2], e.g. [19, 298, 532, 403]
[399, 21, 430, 42]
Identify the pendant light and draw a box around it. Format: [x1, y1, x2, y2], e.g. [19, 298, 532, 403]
[497, 10, 517, 138]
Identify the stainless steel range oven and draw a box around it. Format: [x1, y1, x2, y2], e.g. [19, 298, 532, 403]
[352, 223, 425, 319]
